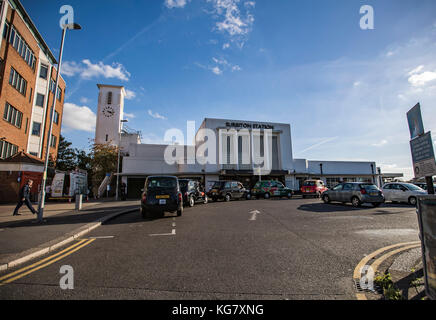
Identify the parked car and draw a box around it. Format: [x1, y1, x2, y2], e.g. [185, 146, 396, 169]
[207, 181, 249, 202]
[179, 179, 208, 207]
[140, 176, 183, 218]
[322, 182, 385, 207]
[413, 182, 436, 191]
[301, 180, 328, 198]
[250, 180, 293, 199]
[382, 182, 427, 206]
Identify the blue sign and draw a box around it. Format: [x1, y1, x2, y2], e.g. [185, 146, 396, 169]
[407, 103, 425, 139]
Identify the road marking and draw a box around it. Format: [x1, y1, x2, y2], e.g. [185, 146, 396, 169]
[89, 236, 115, 239]
[249, 210, 260, 221]
[352, 241, 421, 300]
[0, 239, 95, 286]
[172, 222, 176, 227]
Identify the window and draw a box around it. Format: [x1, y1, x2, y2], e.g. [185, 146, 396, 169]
[2, 22, 9, 39]
[57, 86, 62, 101]
[49, 79, 56, 93]
[35, 93, 45, 107]
[39, 65, 48, 79]
[105, 134, 108, 142]
[31, 122, 41, 136]
[8, 25, 35, 69]
[332, 184, 343, 191]
[343, 184, 353, 191]
[54, 110, 60, 125]
[50, 135, 57, 148]
[0, 140, 18, 159]
[107, 92, 112, 105]
[29, 152, 38, 157]
[9, 68, 27, 96]
[3, 103, 23, 128]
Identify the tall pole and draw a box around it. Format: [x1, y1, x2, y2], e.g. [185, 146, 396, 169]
[115, 120, 127, 201]
[37, 27, 66, 222]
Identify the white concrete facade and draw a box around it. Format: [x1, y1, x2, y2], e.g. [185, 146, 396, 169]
[95, 84, 126, 146]
[119, 117, 386, 197]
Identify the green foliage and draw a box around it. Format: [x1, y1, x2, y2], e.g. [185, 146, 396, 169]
[374, 272, 403, 300]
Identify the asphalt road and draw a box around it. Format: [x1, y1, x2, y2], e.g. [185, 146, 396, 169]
[0, 197, 420, 300]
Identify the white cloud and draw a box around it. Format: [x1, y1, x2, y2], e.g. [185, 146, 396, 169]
[61, 59, 130, 81]
[223, 43, 230, 49]
[206, 0, 255, 46]
[123, 112, 135, 119]
[125, 89, 136, 100]
[148, 109, 167, 120]
[372, 140, 388, 147]
[408, 69, 436, 87]
[211, 66, 222, 75]
[62, 103, 96, 132]
[165, 0, 189, 9]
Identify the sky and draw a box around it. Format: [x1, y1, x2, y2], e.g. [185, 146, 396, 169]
[21, 0, 436, 180]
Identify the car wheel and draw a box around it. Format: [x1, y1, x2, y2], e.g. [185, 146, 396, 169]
[408, 196, 417, 206]
[351, 196, 361, 208]
[177, 205, 183, 216]
[287, 192, 292, 199]
[372, 203, 381, 208]
[225, 194, 231, 202]
[264, 193, 271, 200]
[322, 195, 330, 204]
[204, 195, 208, 204]
[189, 196, 195, 207]
[141, 210, 148, 219]
[246, 193, 251, 200]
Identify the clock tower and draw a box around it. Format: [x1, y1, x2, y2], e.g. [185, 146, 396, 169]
[95, 84, 126, 146]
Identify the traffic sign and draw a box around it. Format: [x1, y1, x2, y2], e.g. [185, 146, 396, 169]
[410, 132, 436, 178]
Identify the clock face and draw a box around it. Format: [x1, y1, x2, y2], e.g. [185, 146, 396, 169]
[102, 106, 115, 118]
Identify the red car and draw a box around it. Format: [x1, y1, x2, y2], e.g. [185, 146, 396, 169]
[301, 180, 328, 198]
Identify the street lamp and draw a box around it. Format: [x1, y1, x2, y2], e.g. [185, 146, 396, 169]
[116, 119, 128, 201]
[36, 23, 82, 223]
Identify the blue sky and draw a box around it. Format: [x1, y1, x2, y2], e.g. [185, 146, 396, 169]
[22, 0, 436, 179]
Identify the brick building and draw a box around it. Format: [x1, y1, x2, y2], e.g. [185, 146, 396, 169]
[0, 0, 66, 202]
[0, 0, 66, 161]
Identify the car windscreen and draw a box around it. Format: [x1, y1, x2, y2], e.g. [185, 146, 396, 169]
[147, 178, 177, 190]
[212, 182, 225, 189]
[404, 183, 424, 191]
[359, 184, 379, 191]
[303, 181, 316, 186]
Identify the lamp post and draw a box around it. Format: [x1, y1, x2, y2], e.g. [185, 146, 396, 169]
[116, 119, 128, 201]
[36, 23, 81, 223]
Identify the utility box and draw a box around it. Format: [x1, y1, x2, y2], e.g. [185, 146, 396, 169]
[417, 195, 436, 300]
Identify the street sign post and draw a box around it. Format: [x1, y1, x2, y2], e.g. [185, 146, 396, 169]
[407, 103, 435, 195]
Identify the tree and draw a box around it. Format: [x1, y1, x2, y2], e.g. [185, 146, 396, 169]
[56, 135, 77, 172]
[89, 142, 119, 197]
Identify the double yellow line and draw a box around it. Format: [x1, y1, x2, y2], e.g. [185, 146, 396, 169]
[353, 241, 421, 300]
[0, 238, 95, 287]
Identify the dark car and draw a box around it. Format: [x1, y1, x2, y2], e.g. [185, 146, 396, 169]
[322, 182, 385, 207]
[250, 180, 293, 199]
[140, 176, 183, 218]
[179, 179, 208, 207]
[207, 181, 249, 202]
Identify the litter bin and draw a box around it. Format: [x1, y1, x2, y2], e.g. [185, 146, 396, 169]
[417, 195, 436, 300]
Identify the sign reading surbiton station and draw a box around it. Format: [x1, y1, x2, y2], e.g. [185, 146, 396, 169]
[410, 132, 436, 178]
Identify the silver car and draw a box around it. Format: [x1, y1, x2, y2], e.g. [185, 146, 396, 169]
[322, 182, 385, 207]
[382, 182, 427, 206]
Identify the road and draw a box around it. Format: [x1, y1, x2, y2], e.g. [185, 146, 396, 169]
[0, 197, 419, 300]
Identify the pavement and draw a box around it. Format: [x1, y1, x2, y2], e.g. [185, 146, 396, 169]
[0, 197, 426, 300]
[0, 198, 139, 272]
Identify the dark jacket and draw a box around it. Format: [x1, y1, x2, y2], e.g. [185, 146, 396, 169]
[19, 184, 31, 199]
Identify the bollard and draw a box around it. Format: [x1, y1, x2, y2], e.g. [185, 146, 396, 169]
[75, 194, 83, 211]
[417, 195, 436, 300]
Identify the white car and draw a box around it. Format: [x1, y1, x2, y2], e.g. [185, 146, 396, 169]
[382, 183, 427, 206]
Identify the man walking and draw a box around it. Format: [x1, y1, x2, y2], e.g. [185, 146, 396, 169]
[13, 180, 37, 216]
